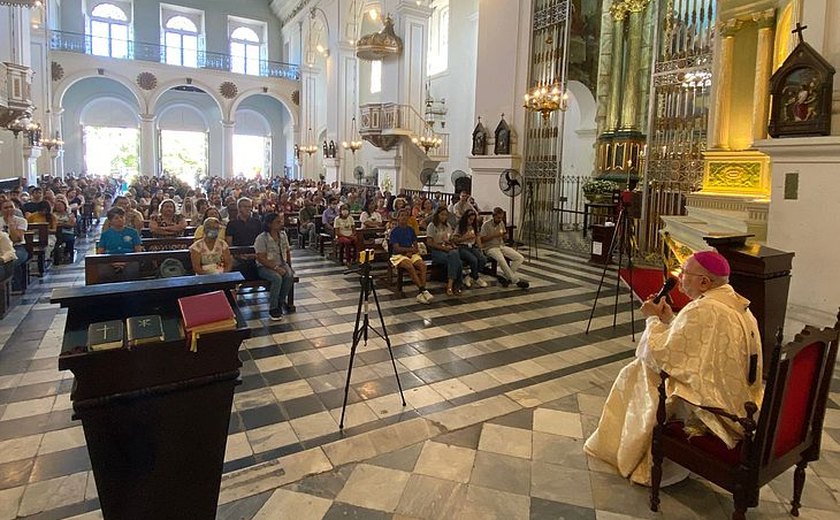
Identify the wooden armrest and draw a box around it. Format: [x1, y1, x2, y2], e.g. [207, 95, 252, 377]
[657, 371, 758, 433]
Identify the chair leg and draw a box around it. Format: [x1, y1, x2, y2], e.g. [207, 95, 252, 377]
[791, 460, 808, 517]
[732, 494, 749, 520]
[649, 430, 664, 511]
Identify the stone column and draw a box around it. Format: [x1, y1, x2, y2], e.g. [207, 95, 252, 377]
[50, 109, 65, 178]
[620, 1, 648, 131]
[22, 145, 42, 186]
[606, 6, 626, 132]
[751, 10, 776, 143]
[139, 114, 157, 177]
[221, 120, 235, 179]
[710, 20, 741, 150]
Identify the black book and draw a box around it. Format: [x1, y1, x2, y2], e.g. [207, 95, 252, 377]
[87, 320, 124, 351]
[126, 315, 165, 347]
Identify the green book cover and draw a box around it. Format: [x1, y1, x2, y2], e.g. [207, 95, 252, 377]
[126, 315, 165, 347]
[87, 320, 124, 351]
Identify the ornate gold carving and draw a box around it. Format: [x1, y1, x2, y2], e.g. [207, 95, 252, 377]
[609, 2, 627, 21]
[718, 19, 744, 38]
[705, 161, 762, 191]
[753, 8, 776, 29]
[624, 0, 650, 14]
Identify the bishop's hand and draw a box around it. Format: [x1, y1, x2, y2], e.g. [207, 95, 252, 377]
[641, 296, 673, 324]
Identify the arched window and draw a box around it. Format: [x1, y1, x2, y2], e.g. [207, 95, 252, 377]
[427, 0, 449, 75]
[370, 60, 382, 94]
[90, 3, 129, 59]
[230, 27, 261, 75]
[164, 15, 199, 67]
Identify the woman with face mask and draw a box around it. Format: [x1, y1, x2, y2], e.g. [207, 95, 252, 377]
[189, 217, 233, 275]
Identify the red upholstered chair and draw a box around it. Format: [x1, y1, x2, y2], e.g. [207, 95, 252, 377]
[649, 316, 840, 520]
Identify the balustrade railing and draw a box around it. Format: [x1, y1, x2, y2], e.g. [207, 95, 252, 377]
[359, 102, 449, 159]
[49, 30, 300, 81]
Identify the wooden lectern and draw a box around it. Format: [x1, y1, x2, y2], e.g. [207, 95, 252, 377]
[704, 235, 795, 377]
[52, 273, 250, 520]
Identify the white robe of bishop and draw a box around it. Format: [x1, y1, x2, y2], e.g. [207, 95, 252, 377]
[583, 284, 763, 486]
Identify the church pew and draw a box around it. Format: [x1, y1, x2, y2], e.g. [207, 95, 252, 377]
[84, 246, 298, 310]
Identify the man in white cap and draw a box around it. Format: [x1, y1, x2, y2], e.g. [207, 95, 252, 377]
[584, 250, 763, 486]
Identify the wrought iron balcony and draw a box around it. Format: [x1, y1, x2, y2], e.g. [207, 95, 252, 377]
[49, 30, 300, 81]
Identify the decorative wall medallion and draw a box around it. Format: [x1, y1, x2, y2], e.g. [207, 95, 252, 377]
[136, 72, 157, 91]
[291, 90, 300, 106]
[219, 81, 238, 99]
[51, 61, 64, 82]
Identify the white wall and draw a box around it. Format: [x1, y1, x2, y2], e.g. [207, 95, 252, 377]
[429, 0, 478, 192]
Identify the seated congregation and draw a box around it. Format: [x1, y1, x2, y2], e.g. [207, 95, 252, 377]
[88, 176, 531, 321]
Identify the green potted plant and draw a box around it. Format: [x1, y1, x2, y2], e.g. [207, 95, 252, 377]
[582, 179, 619, 203]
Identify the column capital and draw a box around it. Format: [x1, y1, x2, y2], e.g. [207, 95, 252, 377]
[718, 19, 744, 38]
[221, 120, 236, 128]
[139, 114, 156, 123]
[753, 8, 776, 29]
[396, 1, 433, 19]
[625, 0, 651, 14]
[609, 2, 628, 21]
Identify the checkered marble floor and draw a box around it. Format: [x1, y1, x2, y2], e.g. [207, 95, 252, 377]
[1, 236, 839, 519]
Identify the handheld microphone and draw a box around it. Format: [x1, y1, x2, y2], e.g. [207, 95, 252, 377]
[652, 277, 677, 304]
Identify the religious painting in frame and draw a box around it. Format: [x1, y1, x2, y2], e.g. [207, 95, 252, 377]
[768, 33, 835, 138]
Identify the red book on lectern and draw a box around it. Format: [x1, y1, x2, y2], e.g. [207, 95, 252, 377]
[177, 291, 237, 351]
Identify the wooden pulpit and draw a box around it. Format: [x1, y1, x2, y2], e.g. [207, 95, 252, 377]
[704, 234, 795, 377]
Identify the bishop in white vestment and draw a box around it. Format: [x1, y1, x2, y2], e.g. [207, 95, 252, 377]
[584, 252, 763, 486]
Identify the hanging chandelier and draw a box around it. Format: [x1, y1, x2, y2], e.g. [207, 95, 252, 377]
[523, 84, 568, 121]
[298, 127, 318, 156]
[41, 132, 64, 151]
[355, 14, 403, 61]
[411, 134, 442, 153]
[342, 116, 363, 154]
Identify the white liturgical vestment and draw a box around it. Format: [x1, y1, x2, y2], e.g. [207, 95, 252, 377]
[584, 284, 763, 485]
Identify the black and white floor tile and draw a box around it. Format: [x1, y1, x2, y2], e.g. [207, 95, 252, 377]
[1, 235, 839, 519]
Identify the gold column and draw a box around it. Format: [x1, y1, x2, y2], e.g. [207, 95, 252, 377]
[710, 19, 742, 150]
[606, 4, 626, 132]
[751, 9, 776, 143]
[620, 1, 649, 131]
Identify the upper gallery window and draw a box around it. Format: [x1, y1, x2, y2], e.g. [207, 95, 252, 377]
[90, 3, 130, 59]
[427, 0, 449, 75]
[164, 15, 199, 67]
[230, 26, 262, 76]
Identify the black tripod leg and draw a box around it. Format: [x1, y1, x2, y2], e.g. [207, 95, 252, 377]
[613, 215, 625, 330]
[339, 281, 367, 429]
[626, 216, 636, 342]
[586, 208, 625, 334]
[370, 280, 406, 406]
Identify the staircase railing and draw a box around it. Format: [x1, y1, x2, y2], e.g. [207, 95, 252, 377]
[359, 102, 449, 159]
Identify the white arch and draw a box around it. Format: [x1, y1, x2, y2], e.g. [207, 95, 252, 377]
[148, 78, 226, 117]
[155, 102, 211, 131]
[53, 70, 146, 114]
[233, 108, 271, 136]
[566, 80, 597, 130]
[228, 88, 297, 127]
[79, 96, 141, 126]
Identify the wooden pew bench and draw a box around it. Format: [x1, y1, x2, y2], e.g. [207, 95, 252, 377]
[84, 246, 298, 310]
[386, 236, 498, 297]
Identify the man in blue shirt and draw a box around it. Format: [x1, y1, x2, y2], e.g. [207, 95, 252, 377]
[321, 197, 339, 235]
[97, 207, 141, 254]
[389, 209, 432, 304]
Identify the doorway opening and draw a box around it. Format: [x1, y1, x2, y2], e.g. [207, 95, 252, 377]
[160, 129, 208, 187]
[233, 134, 271, 179]
[83, 126, 139, 177]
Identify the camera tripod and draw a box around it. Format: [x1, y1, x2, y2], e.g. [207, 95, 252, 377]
[585, 190, 637, 341]
[339, 250, 406, 429]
